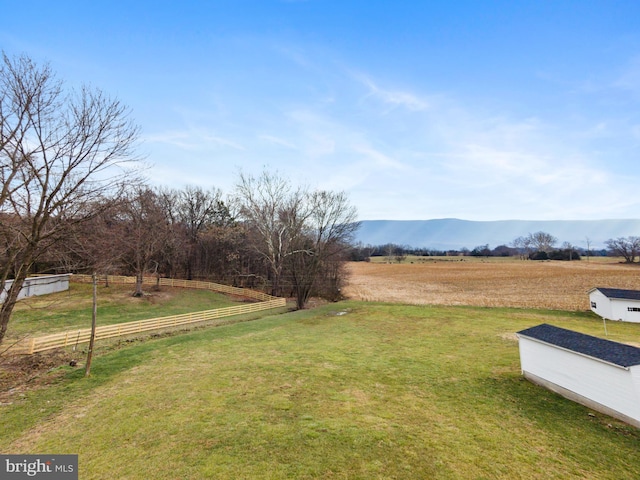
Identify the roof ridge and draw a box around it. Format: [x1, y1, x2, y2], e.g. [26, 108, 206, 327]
[517, 323, 640, 368]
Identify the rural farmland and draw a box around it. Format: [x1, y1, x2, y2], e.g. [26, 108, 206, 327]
[5, 3, 640, 478]
[2, 258, 640, 478]
[343, 257, 640, 311]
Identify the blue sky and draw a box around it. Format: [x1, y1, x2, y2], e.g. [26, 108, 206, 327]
[2, 1, 640, 221]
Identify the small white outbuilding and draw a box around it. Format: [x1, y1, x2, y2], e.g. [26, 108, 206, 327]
[588, 287, 640, 322]
[517, 323, 640, 428]
[0, 274, 70, 304]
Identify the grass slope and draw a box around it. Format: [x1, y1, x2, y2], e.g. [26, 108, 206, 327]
[7, 283, 243, 339]
[2, 302, 640, 479]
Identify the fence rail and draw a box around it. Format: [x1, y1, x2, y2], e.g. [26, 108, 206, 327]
[8, 276, 286, 355]
[73, 275, 276, 301]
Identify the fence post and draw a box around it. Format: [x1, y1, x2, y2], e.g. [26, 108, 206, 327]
[85, 272, 98, 377]
[22, 274, 284, 354]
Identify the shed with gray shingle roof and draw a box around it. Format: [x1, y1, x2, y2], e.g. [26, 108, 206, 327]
[589, 287, 640, 322]
[517, 323, 640, 428]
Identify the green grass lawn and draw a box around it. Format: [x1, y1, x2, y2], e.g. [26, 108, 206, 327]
[6, 283, 244, 339]
[2, 302, 640, 479]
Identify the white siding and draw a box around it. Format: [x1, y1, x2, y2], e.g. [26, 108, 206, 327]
[589, 289, 612, 320]
[0, 274, 70, 303]
[589, 289, 640, 323]
[519, 336, 640, 425]
[610, 299, 640, 323]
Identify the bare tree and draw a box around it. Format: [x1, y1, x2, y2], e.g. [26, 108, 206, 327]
[153, 188, 185, 279]
[0, 52, 141, 344]
[197, 221, 246, 284]
[234, 171, 359, 307]
[287, 190, 359, 309]
[118, 188, 171, 296]
[314, 242, 352, 301]
[605, 237, 640, 263]
[562, 241, 574, 261]
[529, 231, 557, 253]
[384, 244, 397, 263]
[511, 236, 532, 260]
[349, 242, 375, 262]
[175, 186, 229, 279]
[46, 199, 127, 281]
[234, 171, 306, 297]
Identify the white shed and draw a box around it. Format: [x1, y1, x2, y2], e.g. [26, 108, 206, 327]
[517, 323, 640, 428]
[588, 287, 640, 323]
[0, 274, 70, 304]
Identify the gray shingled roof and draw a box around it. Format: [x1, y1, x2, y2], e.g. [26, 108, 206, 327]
[593, 287, 640, 301]
[517, 323, 640, 368]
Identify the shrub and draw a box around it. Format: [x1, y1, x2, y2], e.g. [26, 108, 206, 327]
[529, 251, 549, 261]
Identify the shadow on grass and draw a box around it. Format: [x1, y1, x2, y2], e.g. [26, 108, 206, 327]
[487, 374, 639, 435]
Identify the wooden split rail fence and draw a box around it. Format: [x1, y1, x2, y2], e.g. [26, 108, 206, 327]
[9, 275, 286, 355]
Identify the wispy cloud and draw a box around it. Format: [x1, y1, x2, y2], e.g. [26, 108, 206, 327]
[351, 144, 407, 170]
[144, 130, 245, 151]
[356, 74, 430, 112]
[147, 54, 640, 221]
[285, 110, 340, 157]
[258, 134, 297, 149]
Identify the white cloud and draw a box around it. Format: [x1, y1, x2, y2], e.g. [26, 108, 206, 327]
[144, 129, 245, 151]
[144, 131, 194, 149]
[356, 75, 430, 112]
[141, 57, 640, 221]
[351, 144, 407, 171]
[258, 134, 297, 149]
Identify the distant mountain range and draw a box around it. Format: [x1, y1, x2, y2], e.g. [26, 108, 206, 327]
[354, 219, 640, 251]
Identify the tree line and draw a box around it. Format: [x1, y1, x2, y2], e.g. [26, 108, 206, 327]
[0, 52, 358, 345]
[350, 230, 632, 262]
[56, 176, 358, 303]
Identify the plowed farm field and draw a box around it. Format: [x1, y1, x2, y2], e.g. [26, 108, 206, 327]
[343, 258, 640, 311]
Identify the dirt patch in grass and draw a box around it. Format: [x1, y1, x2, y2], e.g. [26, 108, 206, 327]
[0, 350, 82, 406]
[121, 289, 178, 304]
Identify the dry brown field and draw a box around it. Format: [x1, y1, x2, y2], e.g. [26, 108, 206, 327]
[343, 257, 640, 311]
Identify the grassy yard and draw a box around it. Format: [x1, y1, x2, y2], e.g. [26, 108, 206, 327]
[6, 283, 245, 340]
[2, 301, 640, 479]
